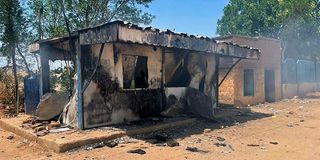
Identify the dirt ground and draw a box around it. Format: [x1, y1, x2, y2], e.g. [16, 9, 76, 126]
[1, 97, 320, 160]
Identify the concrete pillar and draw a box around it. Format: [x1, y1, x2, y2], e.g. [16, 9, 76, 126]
[39, 45, 50, 96]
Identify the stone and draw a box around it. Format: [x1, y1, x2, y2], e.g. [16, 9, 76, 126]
[6, 135, 14, 140]
[287, 122, 294, 127]
[217, 137, 226, 142]
[154, 134, 168, 143]
[41, 121, 50, 125]
[186, 147, 209, 153]
[105, 141, 118, 148]
[214, 142, 227, 147]
[22, 117, 33, 124]
[47, 121, 60, 130]
[31, 123, 43, 129]
[85, 142, 105, 150]
[186, 147, 199, 152]
[260, 146, 268, 151]
[127, 149, 146, 155]
[298, 106, 304, 111]
[288, 111, 294, 115]
[269, 141, 279, 145]
[34, 126, 46, 132]
[167, 140, 179, 147]
[36, 130, 48, 137]
[247, 144, 260, 147]
[204, 129, 211, 133]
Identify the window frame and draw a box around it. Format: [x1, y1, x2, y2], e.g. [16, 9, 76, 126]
[243, 69, 254, 96]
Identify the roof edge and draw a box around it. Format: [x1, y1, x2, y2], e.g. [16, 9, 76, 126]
[214, 35, 281, 43]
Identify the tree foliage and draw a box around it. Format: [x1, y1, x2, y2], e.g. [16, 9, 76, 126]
[0, 0, 26, 55]
[217, 0, 320, 59]
[0, 0, 26, 110]
[28, 0, 154, 39]
[217, 0, 320, 38]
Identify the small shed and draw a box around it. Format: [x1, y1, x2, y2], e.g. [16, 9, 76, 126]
[33, 21, 260, 129]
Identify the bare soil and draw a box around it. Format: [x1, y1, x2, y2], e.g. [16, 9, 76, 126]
[1, 97, 320, 160]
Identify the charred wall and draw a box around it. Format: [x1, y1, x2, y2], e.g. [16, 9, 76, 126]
[81, 43, 164, 128]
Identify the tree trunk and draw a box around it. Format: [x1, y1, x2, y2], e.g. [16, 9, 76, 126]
[11, 43, 19, 115]
[16, 44, 32, 76]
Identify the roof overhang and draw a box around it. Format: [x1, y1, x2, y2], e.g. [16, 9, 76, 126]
[32, 21, 261, 60]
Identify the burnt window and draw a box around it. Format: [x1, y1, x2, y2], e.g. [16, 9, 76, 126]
[244, 69, 254, 96]
[122, 55, 148, 89]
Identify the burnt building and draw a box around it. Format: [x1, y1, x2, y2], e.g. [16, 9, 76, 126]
[33, 21, 260, 129]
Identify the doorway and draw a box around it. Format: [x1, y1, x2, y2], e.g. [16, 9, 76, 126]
[264, 69, 275, 102]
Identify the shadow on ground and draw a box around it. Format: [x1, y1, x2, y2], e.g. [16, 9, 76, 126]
[97, 103, 273, 148]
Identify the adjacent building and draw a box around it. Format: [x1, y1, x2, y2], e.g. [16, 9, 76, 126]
[216, 35, 282, 107]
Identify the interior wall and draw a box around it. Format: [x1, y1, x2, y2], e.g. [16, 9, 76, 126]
[114, 43, 163, 89]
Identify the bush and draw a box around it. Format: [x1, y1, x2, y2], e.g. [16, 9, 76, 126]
[0, 69, 24, 106]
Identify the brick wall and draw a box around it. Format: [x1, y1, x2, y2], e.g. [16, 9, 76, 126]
[219, 69, 234, 104]
[218, 36, 282, 106]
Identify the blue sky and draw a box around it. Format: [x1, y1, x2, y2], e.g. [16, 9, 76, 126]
[143, 0, 229, 37]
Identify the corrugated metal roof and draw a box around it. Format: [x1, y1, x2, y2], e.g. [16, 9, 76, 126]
[35, 21, 261, 59]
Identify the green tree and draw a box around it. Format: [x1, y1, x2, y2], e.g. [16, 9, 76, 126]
[217, 0, 320, 59]
[0, 0, 27, 114]
[28, 0, 154, 39]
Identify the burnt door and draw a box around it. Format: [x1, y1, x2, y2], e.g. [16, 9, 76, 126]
[264, 70, 275, 102]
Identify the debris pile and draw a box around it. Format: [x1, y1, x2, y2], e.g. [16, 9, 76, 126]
[20, 116, 67, 137]
[84, 136, 137, 151]
[282, 96, 311, 104]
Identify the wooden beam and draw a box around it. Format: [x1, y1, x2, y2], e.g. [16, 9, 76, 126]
[218, 58, 242, 87]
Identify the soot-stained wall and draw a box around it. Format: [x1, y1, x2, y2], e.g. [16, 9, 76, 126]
[82, 43, 164, 128]
[81, 42, 218, 128]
